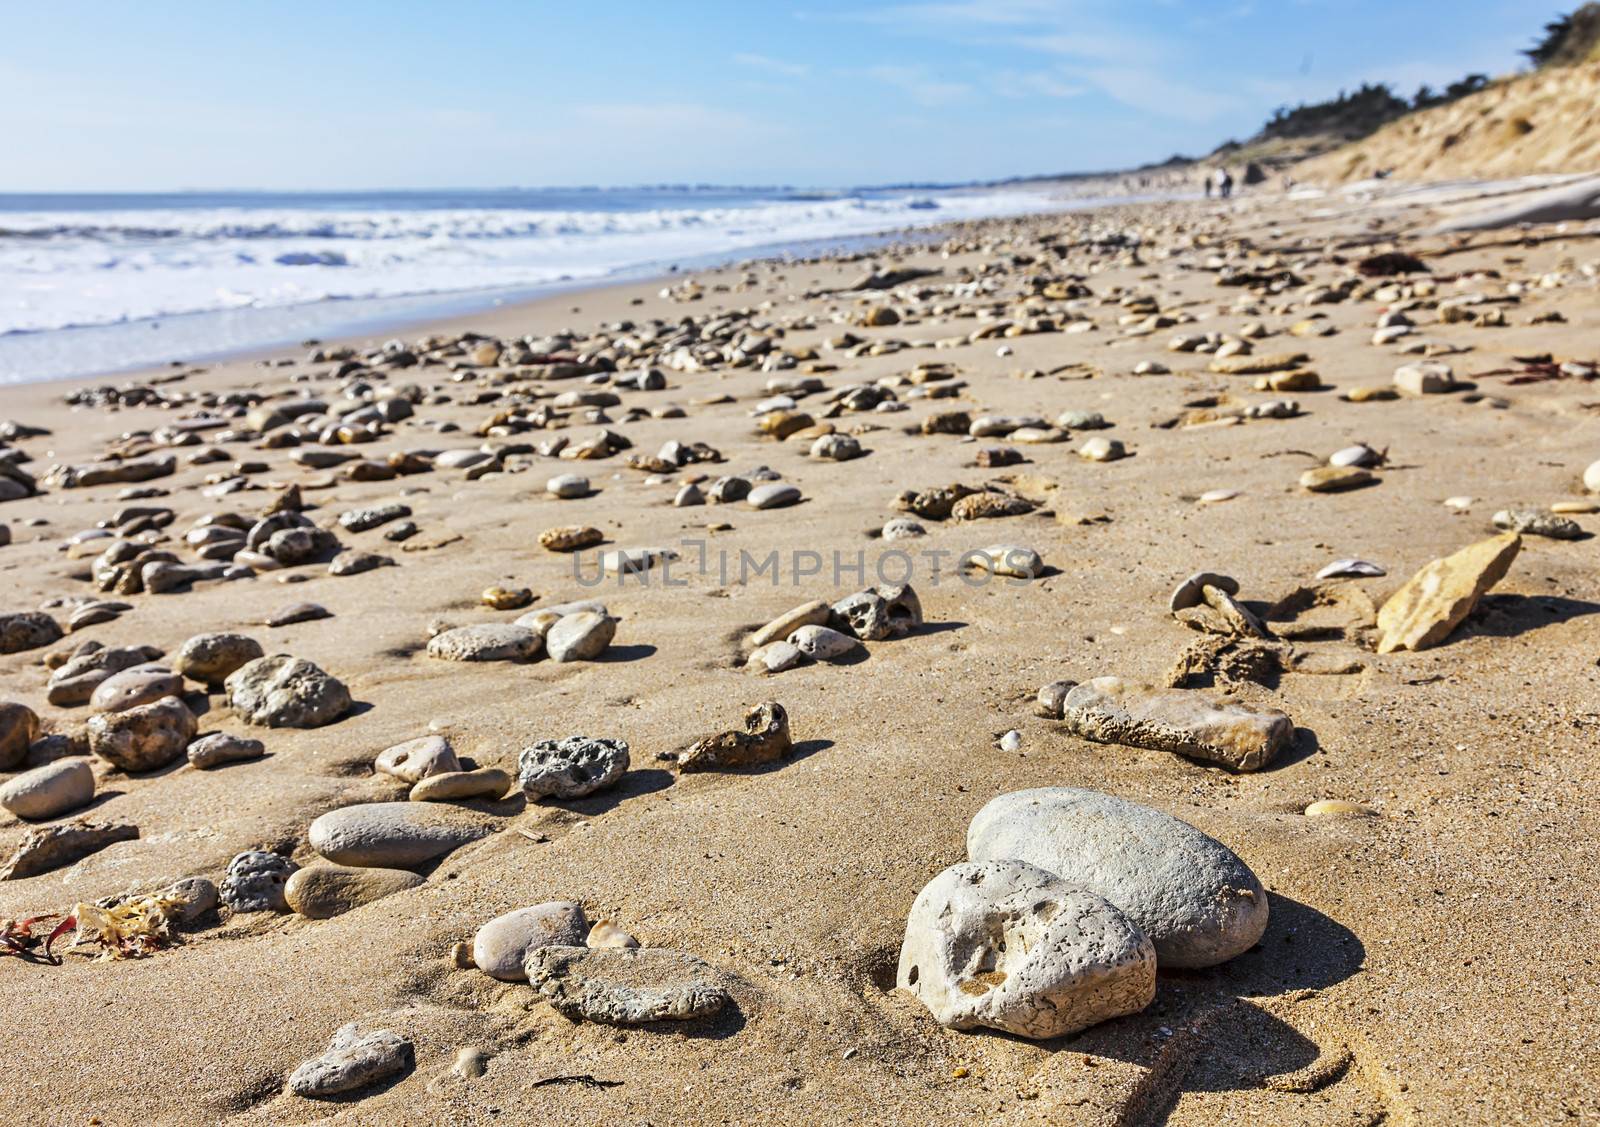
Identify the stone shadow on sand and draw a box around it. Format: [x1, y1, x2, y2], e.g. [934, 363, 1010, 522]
[543, 767, 675, 816]
[1462, 593, 1600, 641]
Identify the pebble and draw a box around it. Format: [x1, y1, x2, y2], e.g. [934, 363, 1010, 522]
[524, 946, 731, 1024]
[410, 767, 511, 802]
[450, 1046, 488, 1080]
[1585, 458, 1600, 493]
[174, 632, 264, 685]
[328, 550, 394, 576]
[0, 701, 40, 769]
[1198, 488, 1240, 504]
[0, 611, 63, 655]
[539, 525, 604, 552]
[0, 758, 95, 820]
[265, 601, 332, 627]
[87, 696, 197, 772]
[811, 433, 862, 460]
[221, 850, 298, 912]
[1076, 436, 1125, 462]
[427, 624, 541, 662]
[898, 859, 1154, 1039]
[968, 787, 1269, 968]
[545, 612, 616, 662]
[481, 586, 533, 610]
[1492, 508, 1583, 540]
[1551, 500, 1599, 514]
[1301, 465, 1375, 492]
[375, 735, 461, 782]
[677, 701, 792, 772]
[226, 655, 351, 727]
[284, 863, 425, 919]
[518, 736, 630, 799]
[88, 665, 183, 713]
[788, 624, 861, 661]
[1035, 679, 1077, 718]
[287, 1024, 413, 1099]
[747, 482, 802, 509]
[547, 473, 591, 498]
[187, 732, 266, 769]
[966, 545, 1043, 579]
[1377, 532, 1520, 653]
[587, 920, 640, 949]
[1316, 558, 1386, 579]
[881, 518, 927, 540]
[751, 600, 831, 647]
[1394, 360, 1455, 394]
[753, 640, 804, 673]
[473, 901, 589, 981]
[1304, 799, 1376, 818]
[1059, 676, 1291, 771]
[1329, 443, 1383, 468]
[308, 801, 499, 868]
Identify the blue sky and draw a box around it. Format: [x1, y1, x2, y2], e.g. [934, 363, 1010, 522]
[0, 0, 1558, 190]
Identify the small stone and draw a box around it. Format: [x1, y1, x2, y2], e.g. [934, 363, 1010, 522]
[748, 483, 802, 509]
[226, 655, 351, 727]
[518, 736, 629, 800]
[265, 601, 331, 627]
[897, 859, 1155, 1039]
[968, 787, 1269, 968]
[1060, 676, 1291, 771]
[375, 735, 461, 782]
[1304, 799, 1376, 818]
[753, 640, 804, 673]
[1492, 509, 1583, 540]
[1394, 360, 1455, 394]
[998, 729, 1022, 752]
[1169, 572, 1239, 613]
[539, 525, 604, 552]
[677, 702, 792, 772]
[308, 802, 498, 868]
[547, 474, 591, 499]
[1377, 533, 1520, 653]
[87, 696, 197, 772]
[410, 767, 511, 802]
[1035, 679, 1076, 718]
[175, 632, 264, 685]
[288, 1023, 413, 1099]
[473, 902, 589, 981]
[949, 492, 1033, 520]
[1585, 459, 1600, 493]
[1551, 500, 1599, 514]
[0, 611, 62, 655]
[1301, 465, 1375, 492]
[450, 1047, 488, 1080]
[0, 819, 138, 881]
[1316, 558, 1386, 579]
[881, 518, 927, 540]
[88, 665, 183, 714]
[545, 612, 616, 662]
[482, 586, 533, 610]
[587, 920, 640, 949]
[811, 433, 862, 460]
[0, 758, 95, 820]
[284, 864, 425, 919]
[221, 850, 298, 912]
[788, 624, 862, 661]
[0, 701, 40, 769]
[187, 732, 265, 769]
[160, 876, 219, 923]
[524, 946, 730, 1025]
[966, 545, 1043, 579]
[328, 550, 394, 576]
[1329, 443, 1382, 468]
[427, 624, 541, 662]
[1076, 436, 1126, 462]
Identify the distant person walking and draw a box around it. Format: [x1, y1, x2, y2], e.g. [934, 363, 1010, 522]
[1203, 173, 1213, 199]
[1214, 168, 1234, 199]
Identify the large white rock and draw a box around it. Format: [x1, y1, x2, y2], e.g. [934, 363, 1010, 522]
[967, 788, 1269, 968]
[473, 901, 588, 981]
[898, 859, 1154, 1039]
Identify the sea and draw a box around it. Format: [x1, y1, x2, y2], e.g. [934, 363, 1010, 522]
[0, 184, 1076, 385]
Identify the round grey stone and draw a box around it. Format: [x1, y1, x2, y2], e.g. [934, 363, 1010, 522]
[225, 655, 351, 728]
[473, 901, 589, 981]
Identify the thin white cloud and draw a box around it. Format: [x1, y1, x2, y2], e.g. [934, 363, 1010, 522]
[732, 52, 810, 77]
[862, 64, 975, 106]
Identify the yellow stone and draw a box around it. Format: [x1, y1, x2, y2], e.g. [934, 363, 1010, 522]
[1376, 533, 1520, 653]
[1304, 799, 1375, 818]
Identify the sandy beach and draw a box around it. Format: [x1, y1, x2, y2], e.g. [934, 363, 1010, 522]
[1, 182, 1598, 1125]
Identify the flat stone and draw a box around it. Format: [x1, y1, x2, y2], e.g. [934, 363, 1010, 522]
[175, 632, 264, 684]
[46, 645, 162, 707]
[967, 545, 1043, 579]
[1377, 533, 1520, 654]
[1492, 509, 1583, 540]
[518, 736, 629, 800]
[0, 758, 95, 820]
[544, 612, 616, 662]
[0, 611, 62, 655]
[1077, 436, 1126, 462]
[1316, 558, 1386, 579]
[410, 767, 511, 802]
[88, 665, 183, 714]
[308, 802, 498, 868]
[967, 787, 1269, 968]
[375, 735, 460, 783]
[677, 702, 792, 772]
[285, 864, 425, 919]
[747, 483, 801, 509]
[427, 624, 541, 662]
[524, 946, 730, 1024]
[1301, 465, 1375, 492]
[265, 602, 331, 627]
[1304, 799, 1376, 818]
[473, 901, 589, 981]
[187, 732, 266, 769]
[1059, 676, 1292, 771]
[1394, 360, 1455, 394]
[547, 474, 590, 498]
[0, 819, 138, 880]
[897, 859, 1155, 1039]
[539, 525, 604, 552]
[221, 850, 297, 912]
[226, 655, 351, 727]
[87, 696, 197, 772]
[288, 1023, 413, 1098]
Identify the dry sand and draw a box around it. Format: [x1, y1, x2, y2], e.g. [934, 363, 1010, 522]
[1, 185, 1598, 1125]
